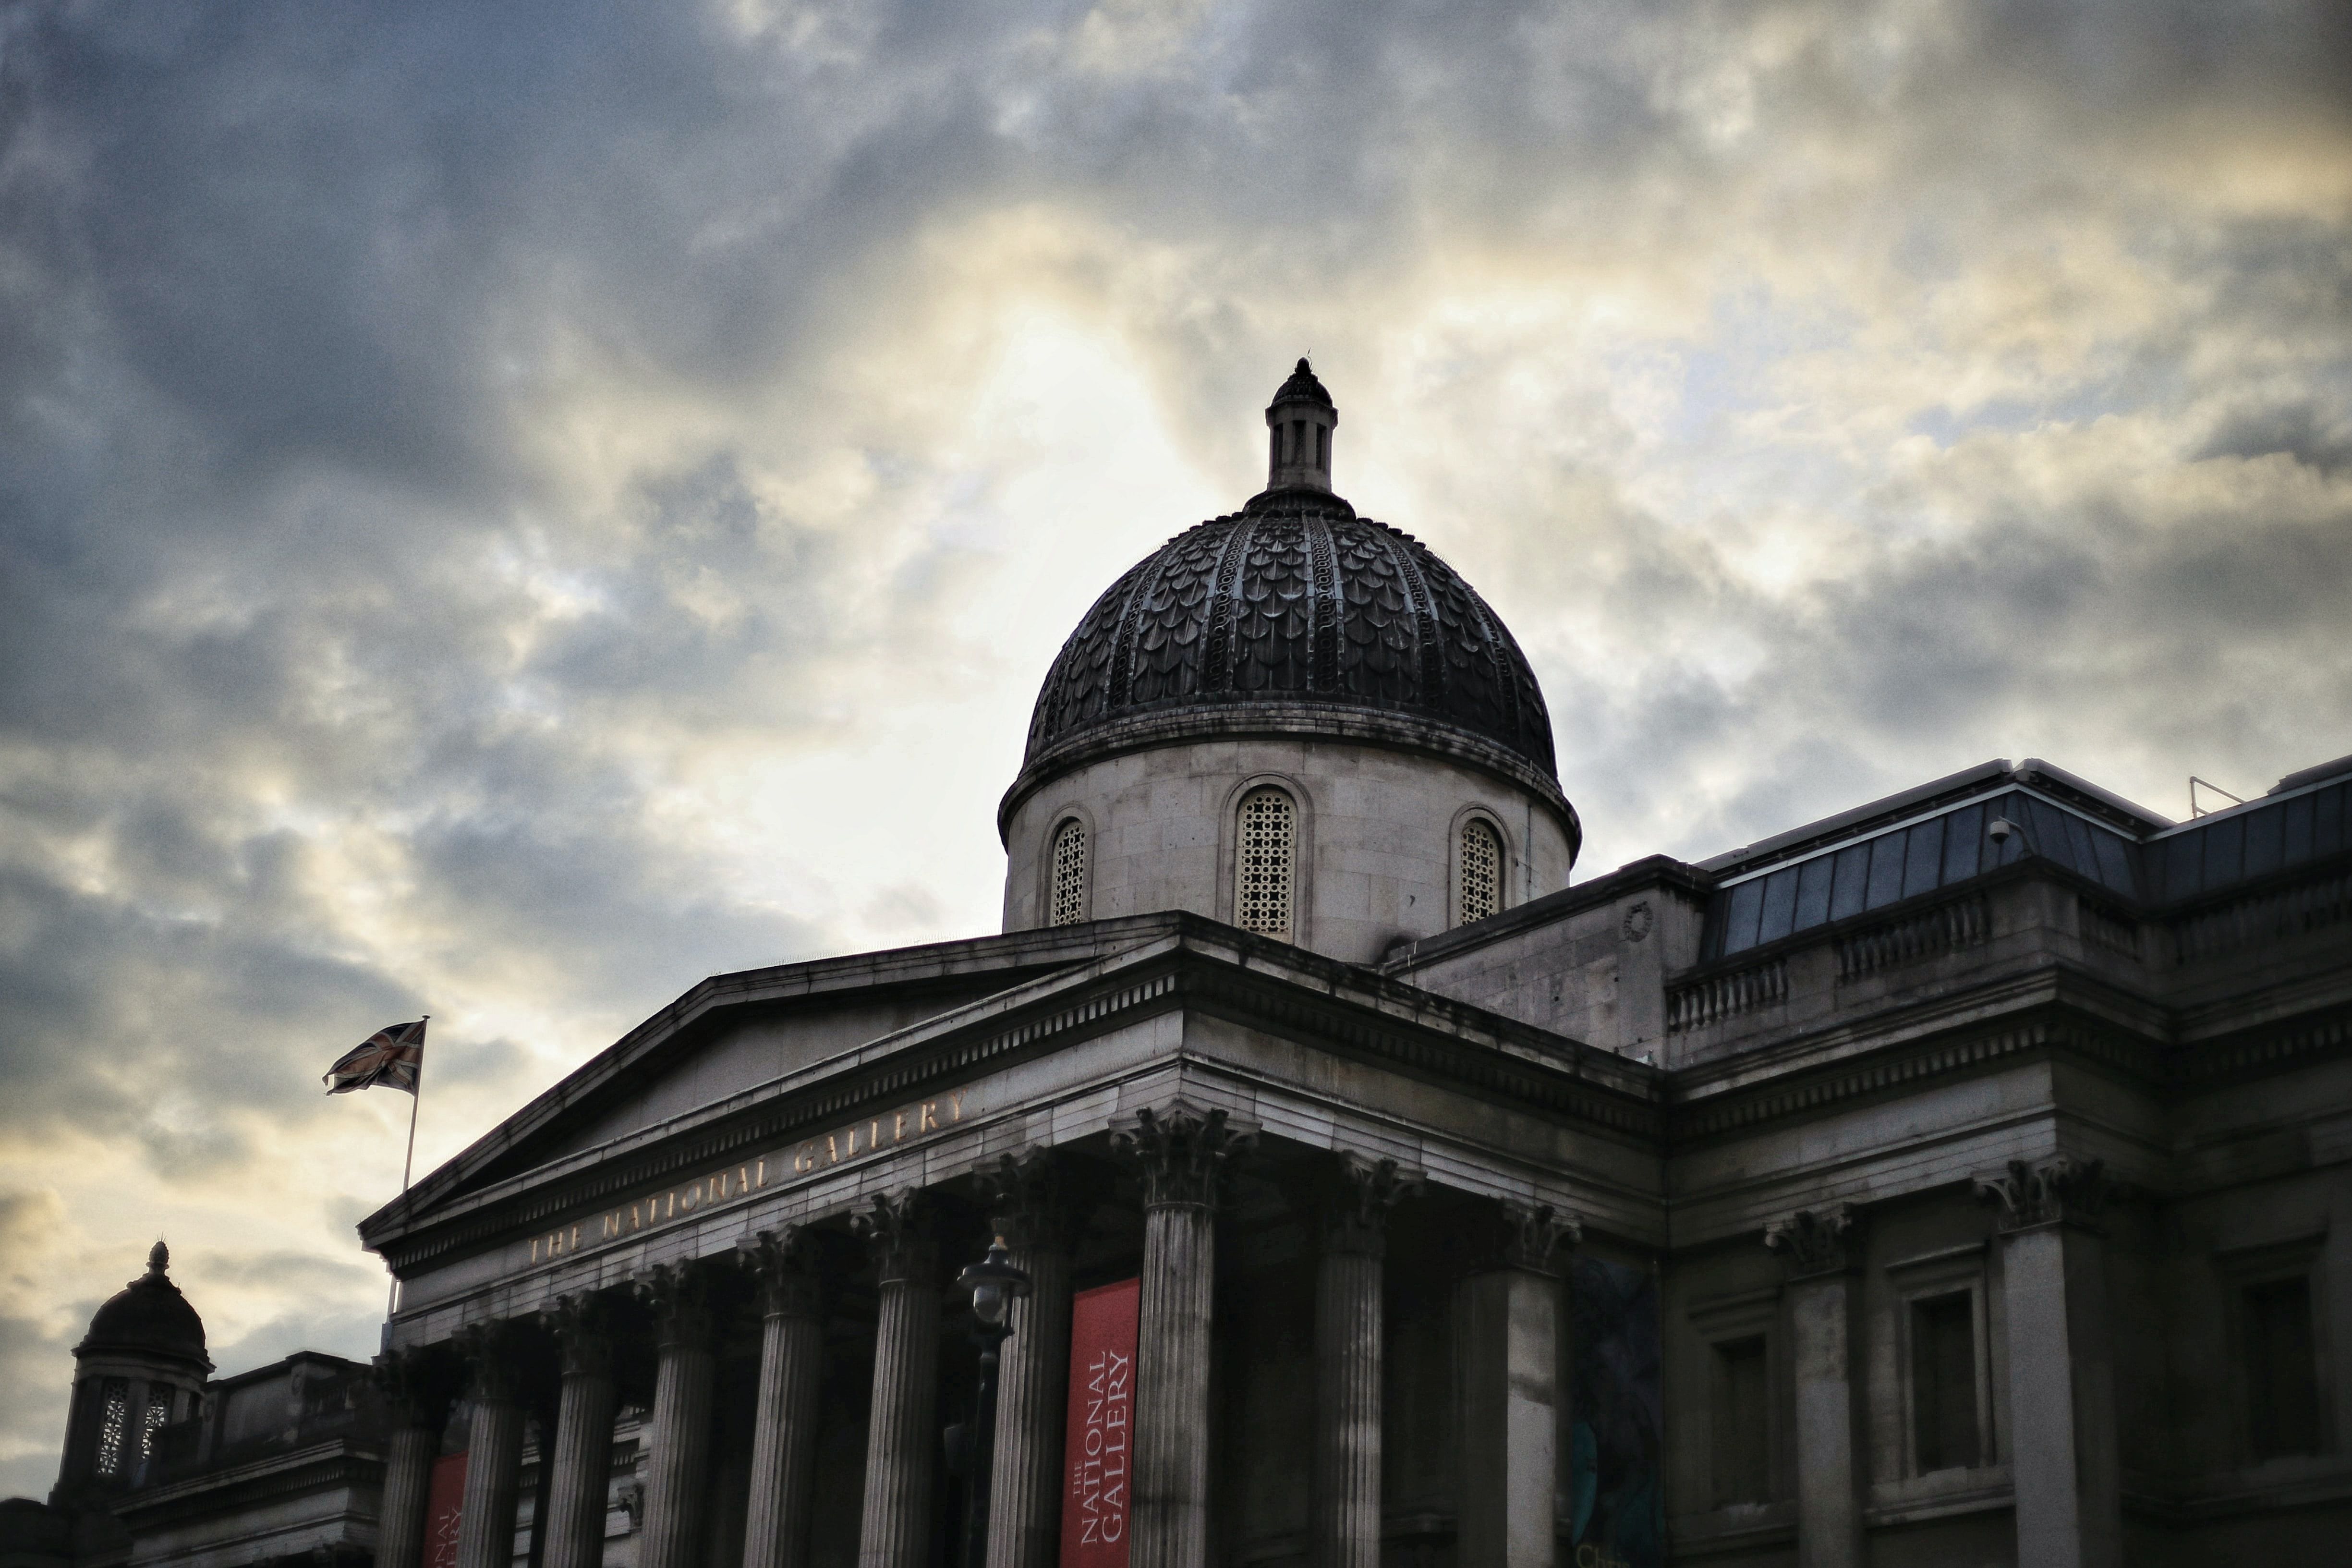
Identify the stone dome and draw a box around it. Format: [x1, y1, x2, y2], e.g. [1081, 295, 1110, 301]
[76, 1241, 208, 1367]
[1023, 488, 1558, 781]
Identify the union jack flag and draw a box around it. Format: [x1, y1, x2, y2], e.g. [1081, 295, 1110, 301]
[323, 1020, 426, 1095]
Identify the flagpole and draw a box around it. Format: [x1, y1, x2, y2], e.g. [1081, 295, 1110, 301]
[400, 1016, 428, 1194]
[385, 1017, 428, 1333]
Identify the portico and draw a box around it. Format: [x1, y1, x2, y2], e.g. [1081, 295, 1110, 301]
[362, 916, 1655, 1568]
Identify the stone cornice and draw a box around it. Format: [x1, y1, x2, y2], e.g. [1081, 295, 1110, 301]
[370, 922, 1659, 1275]
[997, 701, 1579, 846]
[115, 1441, 385, 1528]
[362, 918, 1190, 1242]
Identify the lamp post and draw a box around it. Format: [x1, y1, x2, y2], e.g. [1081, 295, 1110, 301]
[956, 1236, 1032, 1568]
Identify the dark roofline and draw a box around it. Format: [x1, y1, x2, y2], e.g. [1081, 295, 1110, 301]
[2272, 751, 2352, 795]
[1695, 758, 2171, 881]
[1695, 761, 2014, 874]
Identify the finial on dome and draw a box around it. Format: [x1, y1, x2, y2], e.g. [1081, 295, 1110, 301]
[146, 1239, 170, 1277]
[1264, 357, 1338, 494]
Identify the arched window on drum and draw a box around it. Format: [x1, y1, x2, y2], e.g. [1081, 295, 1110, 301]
[1234, 788, 1296, 941]
[1459, 817, 1502, 926]
[1049, 818, 1090, 926]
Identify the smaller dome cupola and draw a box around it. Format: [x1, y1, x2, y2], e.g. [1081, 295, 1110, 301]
[51, 1240, 211, 1505]
[1263, 358, 1337, 495]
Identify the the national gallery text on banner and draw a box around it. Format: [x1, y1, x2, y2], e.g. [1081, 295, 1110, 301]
[423, 1452, 467, 1568]
[1059, 1277, 1140, 1568]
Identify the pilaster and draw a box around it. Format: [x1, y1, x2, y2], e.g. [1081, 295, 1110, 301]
[1455, 1201, 1577, 1568]
[1976, 1157, 2120, 1568]
[1764, 1206, 1865, 1568]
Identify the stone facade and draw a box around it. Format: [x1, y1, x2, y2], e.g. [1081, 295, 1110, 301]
[335, 738, 2350, 1568]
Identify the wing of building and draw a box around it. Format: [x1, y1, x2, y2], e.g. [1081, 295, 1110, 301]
[10, 365, 2349, 1568]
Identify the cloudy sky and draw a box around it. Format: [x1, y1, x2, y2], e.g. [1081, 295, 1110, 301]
[3, 0, 2348, 1488]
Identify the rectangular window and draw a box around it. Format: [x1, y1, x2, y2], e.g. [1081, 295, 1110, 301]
[2245, 1276, 2321, 1460]
[1711, 1335, 1770, 1506]
[1911, 1293, 1980, 1472]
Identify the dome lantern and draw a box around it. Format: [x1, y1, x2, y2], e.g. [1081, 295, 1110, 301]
[1263, 358, 1337, 494]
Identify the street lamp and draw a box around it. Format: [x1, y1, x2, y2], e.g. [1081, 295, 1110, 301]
[956, 1236, 1032, 1568]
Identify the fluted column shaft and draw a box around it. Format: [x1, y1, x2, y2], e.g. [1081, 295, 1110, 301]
[987, 1239, 1071, 1568]
[1312, 1155, 1418, 1568]
[1133, 1200, 1214, 1568]
[541, 1315, 619, 1568]
[984, 1152, 1076, 1568]
[638, 1273, 718, 1568]
[378, 1422, 439, 1568]
[1117, 1104, 1253, 1568]
[1314, 1244, 1382, 1568]
[857, 1194, 941, 1568]
[455, 1385, 526, 1568]
[743, 1244, 825, 1568]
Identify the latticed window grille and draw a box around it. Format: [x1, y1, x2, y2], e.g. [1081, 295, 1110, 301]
[1049, 819, 1089, 927]
[139, 1385, 171, 1460]
[94, 1378, 130, 1476]
[1235, 788, 1296, 941]
[1460, 818, 1502, 925]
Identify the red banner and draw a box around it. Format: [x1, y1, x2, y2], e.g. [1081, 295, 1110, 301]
[1059, 1277, 1140, 1568]
[424, 1452, 468, 1568]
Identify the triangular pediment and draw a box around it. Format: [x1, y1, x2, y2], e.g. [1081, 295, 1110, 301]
[359, 918, 1189, 1247]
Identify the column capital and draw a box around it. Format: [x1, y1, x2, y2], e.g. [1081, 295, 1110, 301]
[543, 1290, 618, 1379]
[1975, 1155, 2113, 1234]
[740, 1226, 823, 1320]
[372, 1344, 462, 1429]
[1322, 1152, 1424, 1257]
[853, 1188, 940, 1286]
[981, 1147, 1075, 1252]
[1763, 1203, 1865, 1278]
[1112, 1100, 1258, 1210]
[633, 1260, 719, 1349]
[454, 1320, 534, 1402]
[1482, 1198, 1580, 1276]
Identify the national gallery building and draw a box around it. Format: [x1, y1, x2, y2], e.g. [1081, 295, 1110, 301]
[10, 365, 2350, 1568]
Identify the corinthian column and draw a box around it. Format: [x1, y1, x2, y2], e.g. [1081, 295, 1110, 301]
[983, 1150, 1076, 1568]
[1764, 1207, 1866, 1568]
[1113, 1103, 1258, 1568]
[853, 1191, 942, 1568]
[374, 1347, 460, 1568]
[1315, 1155, 1421, 1568]
[1455, 1201, 1577, 1568]
[455, 1323, 533, 1568]
[740, 1228, 825, 1568]
[634, 1263, 719, 1568]
[540, 1293, 620, 1568]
